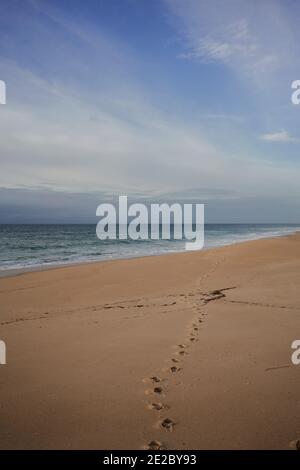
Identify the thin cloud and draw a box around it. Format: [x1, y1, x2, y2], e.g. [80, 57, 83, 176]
[164, 0, 297, 83]
[260, 130, 299, 144]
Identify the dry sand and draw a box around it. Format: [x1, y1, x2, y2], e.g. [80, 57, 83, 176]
[0, 233, 300, 450]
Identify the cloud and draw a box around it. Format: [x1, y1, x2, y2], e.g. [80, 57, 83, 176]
[260, 130, 299, 143]
[1, 186, 300, 223]
[0, 56, 230, 195]
[177, 17, 258, 62]
[164, 0, 298, 87]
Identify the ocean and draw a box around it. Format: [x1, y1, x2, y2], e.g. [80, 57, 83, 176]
[0, 224, 299, 274]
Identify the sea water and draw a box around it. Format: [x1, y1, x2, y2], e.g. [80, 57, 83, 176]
[0, 224, 299, 274]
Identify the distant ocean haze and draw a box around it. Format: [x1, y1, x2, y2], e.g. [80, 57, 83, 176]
[0, 224, 299, 274]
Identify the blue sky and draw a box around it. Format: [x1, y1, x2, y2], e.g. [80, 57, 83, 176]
[0, 0, 300, 222]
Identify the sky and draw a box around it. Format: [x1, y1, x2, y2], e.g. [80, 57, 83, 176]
[0, 0, 300, 223]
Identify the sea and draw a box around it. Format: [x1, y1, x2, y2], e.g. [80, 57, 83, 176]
[0, 224, 299, 274]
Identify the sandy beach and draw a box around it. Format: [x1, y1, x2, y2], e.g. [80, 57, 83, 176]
[0, 233, 300, 450]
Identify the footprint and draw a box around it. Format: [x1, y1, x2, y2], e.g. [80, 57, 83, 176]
[171, 358, 179, 363]
[170, 366, 180, 373]
[150, 376, 161, 383]
[143, 376, 161, 385]
[153, 386, 163, 395]
[146, 440, 164, 450]
[160, 418, 176, 432]
[149, 402, 164, 411]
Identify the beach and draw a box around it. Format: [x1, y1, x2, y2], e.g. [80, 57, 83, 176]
[0, 233, 300, 450]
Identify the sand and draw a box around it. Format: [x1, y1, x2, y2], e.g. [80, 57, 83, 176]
[0, 233, 300, 450]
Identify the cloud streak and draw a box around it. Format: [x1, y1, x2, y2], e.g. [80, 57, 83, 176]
[164, 0, 298, 88]
[260, 130, 299, 143]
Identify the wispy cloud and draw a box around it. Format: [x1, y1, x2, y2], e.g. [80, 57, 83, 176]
[260, 130, 299, 143]
[164, 0, 298, 86]
[178, 18, 258, 62]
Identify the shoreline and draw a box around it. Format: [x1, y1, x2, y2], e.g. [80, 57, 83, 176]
[0, 228, 299, 280]
[1, 232, 300, 449]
